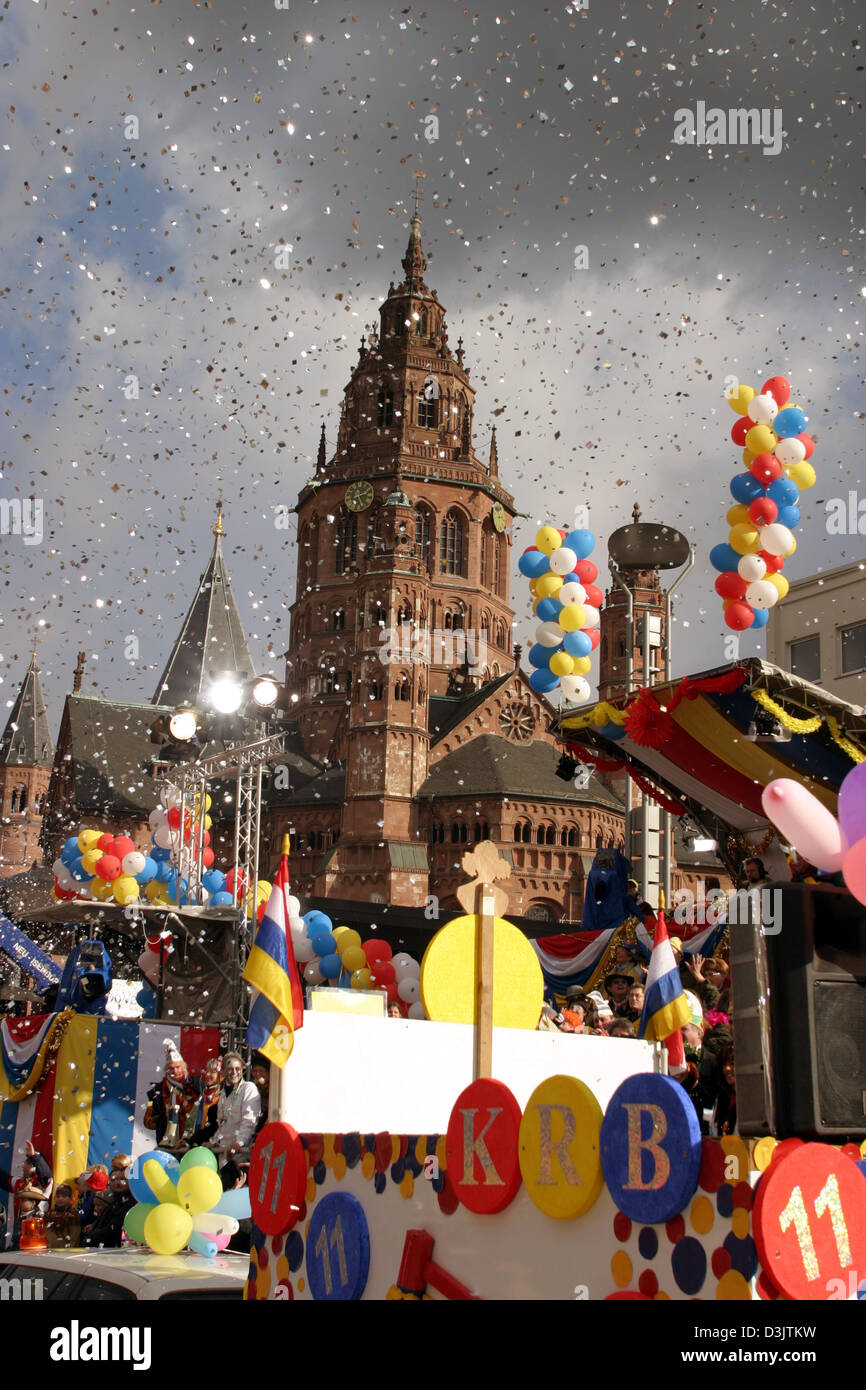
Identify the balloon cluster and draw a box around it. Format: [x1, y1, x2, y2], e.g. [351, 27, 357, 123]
[711, 376, 816, 632]
[124, 1146, 250, 1257]
[289, 907, 426, 1018]
[761, 763, 866, 906]
[519, 525, 603, 703]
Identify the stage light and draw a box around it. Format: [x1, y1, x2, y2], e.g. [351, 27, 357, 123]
[251, 677, 280, 708]
[207, 675, 244, 714]
[168, 708, 198, 741]
[555, 754, 578, 782]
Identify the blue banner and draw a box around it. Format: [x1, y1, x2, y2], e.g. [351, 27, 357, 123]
[0, 915, 62, 991]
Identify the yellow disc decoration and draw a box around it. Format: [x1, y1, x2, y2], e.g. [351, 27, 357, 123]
[518, 1075, 604, 1219]
[752, 1136, 778, 1172]
[420, 914, 544, 1030]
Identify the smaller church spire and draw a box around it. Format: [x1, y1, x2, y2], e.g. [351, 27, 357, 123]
[489, 426, 499, 478]
[213, 499, 226, 537]
[317, 422, 327, 472]
[0, 654, 54, 767]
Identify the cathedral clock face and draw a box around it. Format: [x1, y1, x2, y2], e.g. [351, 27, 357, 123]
[345, 480, 374, 513]
[491, 501, 507, 533]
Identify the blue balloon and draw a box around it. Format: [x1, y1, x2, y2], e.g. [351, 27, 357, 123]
[319, 953, 342, 981]
[710, 543, 740, 573]
[304, 910, 332, 935]
[210, 890, 233, 907]
[773, 406, 807, 438]
[730, 473, 764, 504]
[202, 868, 226, 894]
[214, 1188, 252, 1220]
[563, 529, 595, 560]
[150, 846, 171, 863]
[156, 860, 174, 884]
[528, 643, 554, 669]
[777, 505, 800, 529]
[536, 597, 563, 622]
[563, 629, 592, 658]
[530, 668, 560, 694]
[767, 477, 799, 508]
[62, 836, 80, 858]
[311, 931, 336, 958]
[518, 549, 552, 579]
[135, 857, 157, 885]
[69, 858, 88, 881]
[603, 722, 628, 740]
[749, 608, 770, 628]
[128, 1150, 180, 1204]
[561, 572, 581, 586]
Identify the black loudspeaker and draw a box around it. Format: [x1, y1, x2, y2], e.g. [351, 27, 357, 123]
[730, 882, 866, 1141]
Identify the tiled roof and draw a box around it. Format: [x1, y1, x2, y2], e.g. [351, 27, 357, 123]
[418, 733, 624, 810]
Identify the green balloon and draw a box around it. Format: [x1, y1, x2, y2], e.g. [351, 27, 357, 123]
[179, 1145, 219, 1176]
[124, 1202, 156, 1244]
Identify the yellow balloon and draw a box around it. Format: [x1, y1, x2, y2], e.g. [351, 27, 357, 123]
[787, 461, 816, 490]
[572, 655, 592, 676]
[203, 794, 212, 812]
[764, 572, 789, 599]
[142, 1159, 181, 1207]
[338, 929, 361, 955]
[340, 945, 367, 973]
[113, 875, 139, 906]
[535, 571, 563, 599]
[144, 1204, 193, 1257]
[91, 878, 114, 902]
[351, 967, 372, 990]
[203, 815, 212, 831]
[726, 504, 751, 527]
[558, 603, 586, 633]
[727, 384, 755, 414]
[784, 533, 797, 556]
[549, 651, 574, 677]
[333, 926, 350, 945]
[742, 449, 757, 468]
[536, 526, 562, 556]
[257, 880, 272, 900]
[745, 424, 777, 455]
[77, 828, 102, 852]
[729, 523, 761, 555]
[81, 847, 103, 873]
[528, 579, 540, 597]
[145, 879, 163, 902]
[176, 1167, 223, 1215]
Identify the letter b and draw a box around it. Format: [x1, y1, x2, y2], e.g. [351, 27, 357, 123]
[623, 1102, 670, 1190]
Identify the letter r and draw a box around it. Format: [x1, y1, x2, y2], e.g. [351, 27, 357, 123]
[460, 1106, 505, 1186]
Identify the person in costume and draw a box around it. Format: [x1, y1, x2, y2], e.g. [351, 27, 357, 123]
[186, 1055, 222, 1149]
[45, 1184, 82, 1249]
[144, 1039, 201, 1148]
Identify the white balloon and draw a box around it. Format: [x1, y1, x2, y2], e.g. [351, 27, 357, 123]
[737, 554, 766, 583]
[53, 857, 68, 878]
[293, 936, 316, 963]
[138, 949, 160, 987]
[392, 953, 415, 974]
[148, 809, 166, 831]
[774, 437, 806, 468]
[286, 895, 302, 918]
[122, 851, 146, 877]
[579, 603, 600, 629]
[747, 392, 778, 427]
[408, 1002, 427, 1020]
[558, 581, 587, 606]
[560, 674, 592, 704]
[536, 621, 565, 647]
[154, 824, 174, 849]
[162, 787, 183, 809]
[397, 977, 420, 1004]
[394, 956, 420, 981]
[548, 546, 578, 576]
[745, 580, 779, 610]
[304, 961, 324, 985]
[760, 523, 795, 557]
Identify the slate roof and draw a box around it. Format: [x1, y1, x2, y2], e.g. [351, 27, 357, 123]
[65, 695, 176, 815]
[152, 527, 255, 707]
[428, 671, 514, 744]
[267, 762, 347, 808]
[0, 657, 54, 767]
[418, 733, 624, 811]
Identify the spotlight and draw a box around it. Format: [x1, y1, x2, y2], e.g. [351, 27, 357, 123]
[168, 708, 198, 741]
[693, 837, 718, 853]
[207, 674, 244, 715]
[251, 677, 280, 708]
[556, 754, 578, 782]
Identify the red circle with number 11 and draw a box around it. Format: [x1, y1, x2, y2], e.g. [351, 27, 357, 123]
[249, 1122, 308, 1236]
[753, 1143, 866, 1301]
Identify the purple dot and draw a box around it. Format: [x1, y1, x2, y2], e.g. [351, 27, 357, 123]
[671, 1237, 707, 1296]
[723, 1232, 758, 1280]
[638, 1227, 659, 1260]
[715, 1184, 734, 1218]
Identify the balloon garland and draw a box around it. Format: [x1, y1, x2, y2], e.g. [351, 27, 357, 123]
[290, 908, 425, 1018]
[518, 525, 603, 703]
[123, 1146, 248, 1256]
[711, 375, 815, 631]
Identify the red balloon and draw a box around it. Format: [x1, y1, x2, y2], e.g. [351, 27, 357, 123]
[573, 559, 598, 585]
[112, 836, 135, 860]
[167, 807, 182, 829]
[371, 961, 396, 986]
[583, 583, 604, 609]
[225, 867, 246, 895]
[588, 628, 601, 651]
[558, 529, 568, 539]
[798, 432, 814, 459]
[97, 833, 115, 852]
[761, 375, 790, 408]
[523, 545, 539, 553]
[385, 981, 401, 1005]
[363, 938, 391, 966]
[53, 881, 77, 902]
[748, 497, 778, 527]
[95, 854, 121, 881]
[202, 830, 211, 847]
[750, 453, 782, 485]
[731, 416, 750, 446]
[715, 572, 747, 600]
[760, 551, 785, 573]
[725, 601, 755, 631]
[202, 847, 215, 868]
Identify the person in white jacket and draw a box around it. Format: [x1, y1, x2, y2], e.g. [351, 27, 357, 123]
[212, 1053, 261, 1168]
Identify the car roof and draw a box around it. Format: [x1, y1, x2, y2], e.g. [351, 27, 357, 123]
[0, 1246, 249, 1296]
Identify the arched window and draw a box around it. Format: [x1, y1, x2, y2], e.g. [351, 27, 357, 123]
[332, 609, 345, 631]
[568, 828, 578, 847]
[596, 831, 605, 848]
[480, 522, 493, 589]
[418, 390, 438, 429]
[522, 823, 532, 844]
[416, 506, 433, 571]
[560, 828, 569, 846]
[601, 636, 609, 663]
[440, 510, 467, 577]
[396, 603, 412, 625]
[415, 311, 427, 337]
[545, 825, 555, 845]
[395, 676, 410, 702]
[513, 823, 523, 843]
[335, 512, 357, 571]
[536, 826, 545, 845]
[377, 389, 394, 428]
[482, 823, 490, 840]
[369, 679, 384, 701]
[526, 903, 556, 922]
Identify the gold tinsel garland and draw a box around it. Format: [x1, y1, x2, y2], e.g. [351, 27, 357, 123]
[752, 690, 864, 763]
[0, 1008, 74, 1104]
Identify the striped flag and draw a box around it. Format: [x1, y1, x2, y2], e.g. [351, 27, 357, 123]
[244, 836, 304, 1067]
[637, 910, 692, 1044]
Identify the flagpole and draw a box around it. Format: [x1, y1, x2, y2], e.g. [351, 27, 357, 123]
[270, 833, 292, 1124]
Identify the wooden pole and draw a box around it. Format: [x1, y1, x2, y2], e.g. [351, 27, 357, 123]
[473, 880, 496, 1080]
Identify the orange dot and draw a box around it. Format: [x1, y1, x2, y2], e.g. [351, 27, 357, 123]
[690, 1195, 714, 1235]
[297, 1276, 305, 1293]
[305, 1175, 317, 1202]
[361, 1152, 376, 1181]
[610, 1250, 633, 1288]
[332, 1153, 347, 1182]
[400, 1171, 415, 1200]
[653, 1290, 670, 1300]
[391, 1135, 402, 1164]
[256, 1265, 271, 1300]
[323, 1135, 336, 1167]
[720, 1136, 750, 1184]
[386, 1284, 403, 1300]
[732, 1207, 751, 1240]
[275, 1255, 289, 1282]
[716, 1269, 752, 1301]
[414, 1137, 428, 1166]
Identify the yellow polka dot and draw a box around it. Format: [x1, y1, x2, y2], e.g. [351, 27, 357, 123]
[275, 1255, 289, 1282]
[386, 1284, 403, 1300]
[720, 1136, 750, 1184]
[256, 1265, 271, 1300]
[391, 1136, 402, 1164]
[400, 1171, 415, 1200]
[860, 1138, 866, 1159]
[332, 1153, 347, 1182]
[690, 1195, 714, 1235]
[361, 1151, 375, 1181]
[753, 1137, 778, 1172]
[306, 1175, 317, 1202]
[415, 1136, 428, 1167]
[653, 1290, 670, 1300]
[436, 1136, 447, 1172]
[297, 1277, 305, 1293]
[732, 1207, 751, 1240]
[323, 1135, 336, 1167]
[716, 1269, 752, 1301]
[610, 1251, 633, 1288]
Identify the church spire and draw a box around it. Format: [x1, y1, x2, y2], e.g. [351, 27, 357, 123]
[152, 506, 255, 707]
[317, 421, 327, 472]
[0, 654, 54, 767]
[489, 426, 499, 478]
[400, 214, 428, 289]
